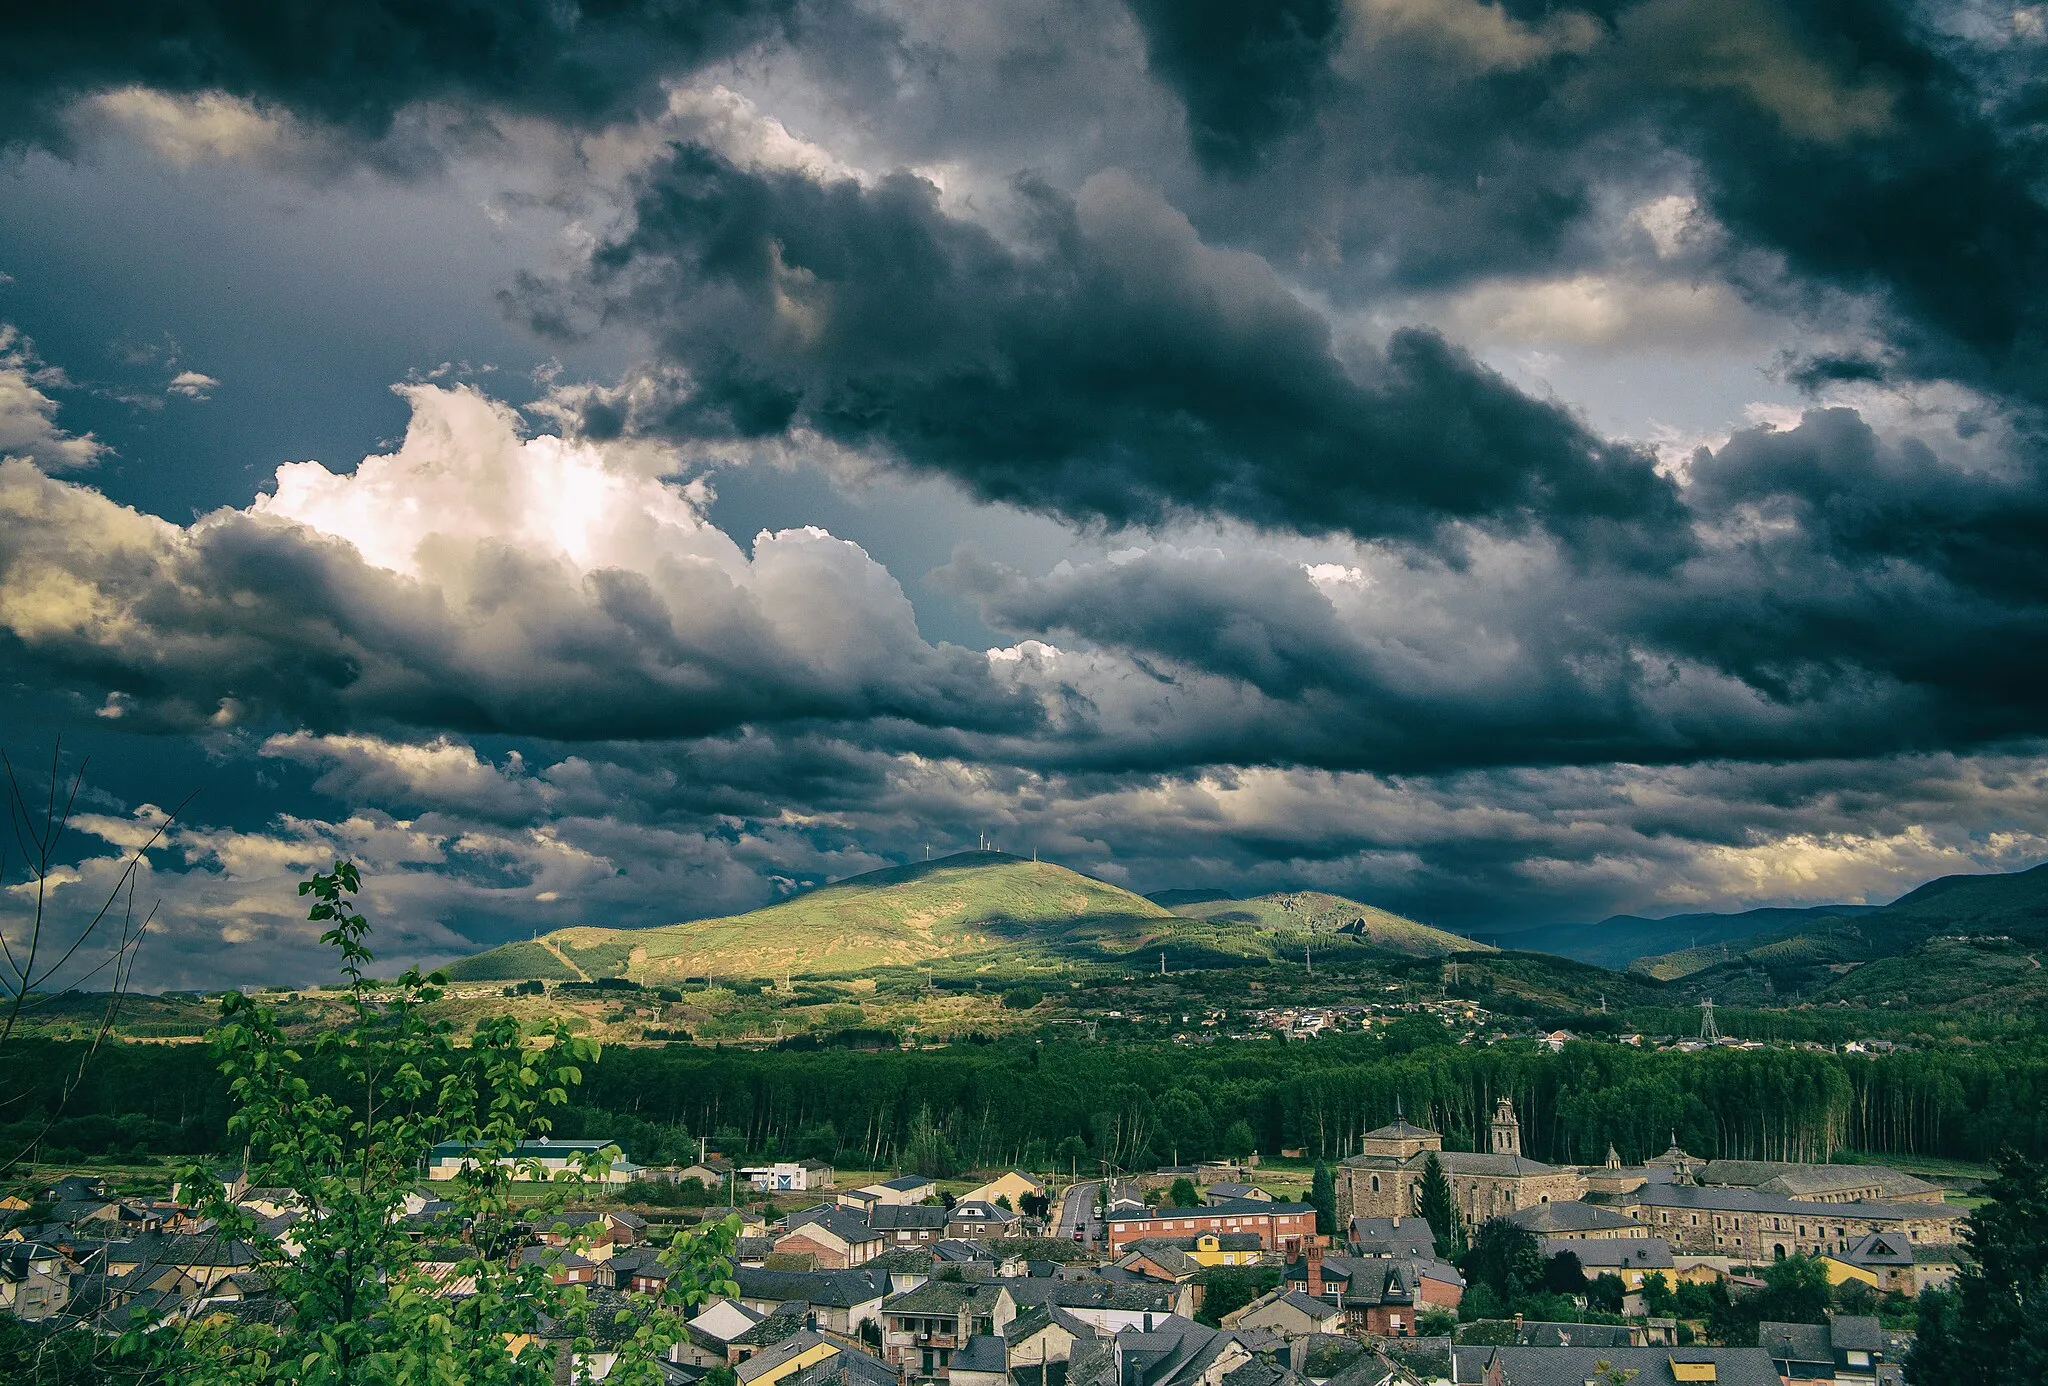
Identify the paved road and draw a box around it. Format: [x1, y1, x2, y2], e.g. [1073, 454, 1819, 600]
[1055, 1179, 1101, 1247]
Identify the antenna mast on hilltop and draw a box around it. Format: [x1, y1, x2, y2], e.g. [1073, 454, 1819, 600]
[1699, 997, 1720, 1042]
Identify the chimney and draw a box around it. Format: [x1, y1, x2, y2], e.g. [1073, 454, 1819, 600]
[1307, 1243, 1324, 1299]
[1391, 1215, 1400, 1229]
[1512, 1313, 1523, 1337]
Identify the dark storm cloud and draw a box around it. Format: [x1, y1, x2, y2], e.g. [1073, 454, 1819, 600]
[1135, 0, 2048, 407]
[528, 147, 1686, 563]
[937, 403, 2048, 774]
[1124, 0, 1342, 172]
[0, 0, 806, 150]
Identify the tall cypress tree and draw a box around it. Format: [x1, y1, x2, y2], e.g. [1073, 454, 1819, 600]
[1418, 1152, 1463, 1259]
[1311, 1161, 1336, 1235]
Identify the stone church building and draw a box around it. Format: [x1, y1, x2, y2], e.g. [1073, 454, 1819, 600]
[1334, 1097, 1584, 1231]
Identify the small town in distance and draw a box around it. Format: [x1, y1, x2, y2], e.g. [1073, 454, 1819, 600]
[7, 848, 2047, 1385]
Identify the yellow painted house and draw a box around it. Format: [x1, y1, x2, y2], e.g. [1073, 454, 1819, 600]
[1821, 1256, 1880, 1289]
[959, 1170, 1045, 1209]
[738, 1333, 839, 1386]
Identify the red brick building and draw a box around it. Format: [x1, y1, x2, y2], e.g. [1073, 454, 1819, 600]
[1105, 1198, 1316, 1253]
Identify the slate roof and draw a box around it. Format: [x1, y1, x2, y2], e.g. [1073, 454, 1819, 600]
[1507, 1201, 1642, 1235]
[790, 1345, 897, 1386]
[870, 1204, 950, 1231]
[731, 1301, 817, 1349]
[952, 1334, 1010, 1373]
[878, 1176, 935, 1193]
[1360, 1119, 1437, 1141]
[1840, 1232, 1914, 1267]
[1756, 1321, 1833, 1365]
[782, 1209, 885, 1246]
[885, 1279, 1007, 1315]
[1428, 1151, 1562, 1177]
[1539, 1236, 1674, 1270]
[1346, 1216, 1437, 1247]
[1615, 1184, 1956, 1222]
[935, 1238, 999, 1262]
[1448, 1345, 1782, 1385]
[1511, 1322, 1636, 1348]
[1005, 1280, 1178, 1313]
[1698, 1161, 1940, 1201]
[737, 1266, 889, 1308]
[868, 1246, 939, 1274]
[1004, 1303, 1098, 1347]
[737, 1330, 831, 1386]
[1268, 1289, 1343, 1320]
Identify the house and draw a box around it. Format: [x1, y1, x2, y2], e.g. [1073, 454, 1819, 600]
[1203, 1185, 1271, 1205]
[1106, 1199, 1315, 1254]
[106, 1233, 261, 1291]
[425, 1137, 641, 1184]
[873, 1205, 954, 1245]
[519, 1244, 600, 1285]
[947, 1201, 1022, 1240]
[747, 1161, 838, 1193]
[738, 1330, 842, 1386]
[675, 1299, 771, 1367]
[1004, 1279, 1193, 1333]
[1220, 1289, 1345, 1339]
[1116, 1234, 1264, 1283]
[46, 1174, 109, 1204]
[777, 1208, 887, 1268]
[1822, 1232, 1917, 1296]
[1002, 1302, 1100, 1372]
[736, 1266, 892, 1334]
[960, 1172, 1046, 1210]
[1280, 1246, 1463, 1337]
[842, 1175, 940, 1210]
[1446, 1345, 1782, 1384]
[1063, 1316, 1258, 1386]
[1758, 1315, 1885, 1385]
[948, 1333, 1013, 1386]
[1499, 1322, 1674, 1349]
[1539, 1236, 1676, 1289]
[664, 1157, 737, 1189]
[1506, 1200, 1646, 1240]
[881, 1278, 1014, 1378]
[1345, 1216, 1439, 1261]
[0, 1242, 71, 1321]
[1910, 1243, 1964, 1293]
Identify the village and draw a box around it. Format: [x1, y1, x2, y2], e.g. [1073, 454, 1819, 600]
[3, 1096, 1975, 1386]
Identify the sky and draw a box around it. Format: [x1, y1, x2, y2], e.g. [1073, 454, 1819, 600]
[4, 0, 2048, 988]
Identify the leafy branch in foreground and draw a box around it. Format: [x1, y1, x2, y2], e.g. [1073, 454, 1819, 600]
[109, 861, 741, 1386]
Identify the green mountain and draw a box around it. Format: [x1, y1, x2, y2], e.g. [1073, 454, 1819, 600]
[1647, 863, 2048, 1011]
[1166, 890, 1490, 958]
[1473, 904, 1876, 972]
[447, 853, 1261, 982]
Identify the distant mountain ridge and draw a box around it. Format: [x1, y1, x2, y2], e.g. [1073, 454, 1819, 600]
[444, 855, 1481, 982]
[1473, 904, 1879, 972]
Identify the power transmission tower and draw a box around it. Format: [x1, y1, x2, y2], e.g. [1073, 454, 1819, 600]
[1699, 998, 1720, 1042]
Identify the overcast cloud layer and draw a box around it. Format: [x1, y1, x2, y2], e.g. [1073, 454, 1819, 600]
[4, 0, 2048, 986]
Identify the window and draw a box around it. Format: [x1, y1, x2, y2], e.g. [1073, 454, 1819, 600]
[1370, 1176, 1380, 1193]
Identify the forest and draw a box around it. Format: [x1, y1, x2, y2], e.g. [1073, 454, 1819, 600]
[9, 1028, 2047, 1174]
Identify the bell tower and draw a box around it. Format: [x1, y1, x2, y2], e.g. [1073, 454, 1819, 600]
[1489, 1095, 1521, 1156]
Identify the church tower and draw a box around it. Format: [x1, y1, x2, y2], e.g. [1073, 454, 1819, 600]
[1489, 1095, 1522, 1156]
